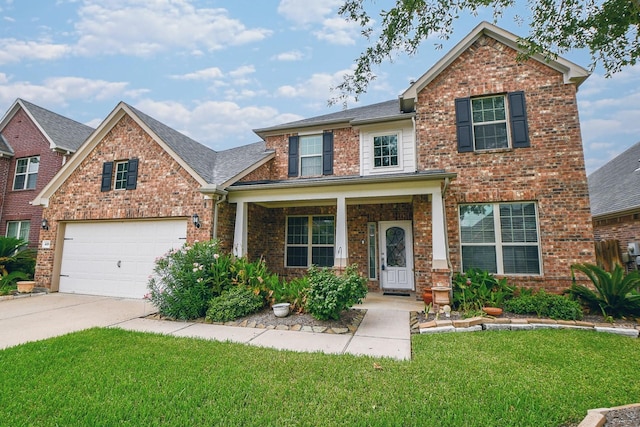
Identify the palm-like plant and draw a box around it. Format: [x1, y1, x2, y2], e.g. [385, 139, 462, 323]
[0, 237, 36, 290]
[568, 263, 640, 318]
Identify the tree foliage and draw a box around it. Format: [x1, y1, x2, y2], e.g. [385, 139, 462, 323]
[334, 0, 640, 102]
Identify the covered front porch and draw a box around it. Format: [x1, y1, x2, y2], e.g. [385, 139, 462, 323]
[227, 172, 455, 296]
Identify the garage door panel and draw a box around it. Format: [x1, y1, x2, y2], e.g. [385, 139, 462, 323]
[59, 220, 187, 298]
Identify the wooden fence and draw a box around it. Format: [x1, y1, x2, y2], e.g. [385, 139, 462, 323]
[594, 240, 623, 272]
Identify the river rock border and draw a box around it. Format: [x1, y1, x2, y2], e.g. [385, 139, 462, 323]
[410, 313, 640, 338]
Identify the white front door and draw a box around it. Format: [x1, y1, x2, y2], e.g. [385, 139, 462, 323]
[379, 221, 414, 290]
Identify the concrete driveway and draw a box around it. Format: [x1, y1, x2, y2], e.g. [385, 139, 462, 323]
[0, 293, 152, 349]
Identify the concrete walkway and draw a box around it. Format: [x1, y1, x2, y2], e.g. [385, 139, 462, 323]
[0, 292, 423, 360]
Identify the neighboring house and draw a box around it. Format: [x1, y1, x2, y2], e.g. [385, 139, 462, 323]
[0, 99, 94, 247]
[33, 22, 595, 299]
[589, 141, 640, 262]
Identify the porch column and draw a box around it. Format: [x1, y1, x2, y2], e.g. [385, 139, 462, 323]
[334, 196, 349, 269]
[431, 189, 449, 270]
[233, 201, 248, 257]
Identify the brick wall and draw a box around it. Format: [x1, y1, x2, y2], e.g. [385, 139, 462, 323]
[35, 114, 213, 289]
[415, 35, 594, 292]
[0, 108, 67, 247]
[594, 213, 640, 254]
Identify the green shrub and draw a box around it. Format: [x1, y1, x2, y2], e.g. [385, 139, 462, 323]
[0, 237, 36, 295]
[504, 290, 583, 320]
[148, 240, 227, 320]
[452, 268, 515, 312]
[205, 285, 265, 322]
[305, 265, 367, 320]
[267, 276, 309, 313]
[567, 263, 640, 319]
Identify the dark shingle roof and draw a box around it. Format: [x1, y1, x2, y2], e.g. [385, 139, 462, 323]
[127, 104, 218, 183]
[0, 133, 13, 156]
[213, 141, 274, 185]
[253, 99, 406, 135]
[19, 99, 94, 152]
[127, 104, 272, 187]
[588, 141, 640, 217]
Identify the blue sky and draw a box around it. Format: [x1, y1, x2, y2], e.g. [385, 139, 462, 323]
[1, 0, 638, 175]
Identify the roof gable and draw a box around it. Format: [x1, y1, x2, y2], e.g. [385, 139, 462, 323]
[399, 21, 590, 112]
[588, 141, 640, 217]
[0, 98, 94, 154]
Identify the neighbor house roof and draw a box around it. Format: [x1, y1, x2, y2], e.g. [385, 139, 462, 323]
[33, 102, 274, 206]
[588, 141, 640, 218]
[253, 99, 411, 138]
[0, 98, 94, 154]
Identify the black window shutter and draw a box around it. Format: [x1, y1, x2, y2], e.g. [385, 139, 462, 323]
[455, 98, 474, 153]
[288, 136, 299, 177]
[322, 131, 333, 175]
[100, 161, 113, 192]
[126, 158, 139, 190]
[508, 91, 530, 148]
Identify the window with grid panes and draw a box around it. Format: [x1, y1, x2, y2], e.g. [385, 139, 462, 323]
[286, 215, 334, 267]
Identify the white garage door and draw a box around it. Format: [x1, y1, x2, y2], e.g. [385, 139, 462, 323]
[59, 220, 187, 298]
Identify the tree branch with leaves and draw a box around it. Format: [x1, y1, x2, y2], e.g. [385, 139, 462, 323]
[333, 0, 640, 103]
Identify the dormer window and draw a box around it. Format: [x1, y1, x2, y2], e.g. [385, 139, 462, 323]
[373, 134, 399, 168]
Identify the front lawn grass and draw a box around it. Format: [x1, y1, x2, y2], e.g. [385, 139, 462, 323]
[1, 328, 638, 426]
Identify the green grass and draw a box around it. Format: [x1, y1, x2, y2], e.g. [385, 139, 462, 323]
[1, 328, 639, 426]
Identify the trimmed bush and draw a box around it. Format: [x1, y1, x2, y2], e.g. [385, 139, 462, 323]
[305, 265, 367, 320]
[205, 286, 265, 322]
[504, 290, 583, 320]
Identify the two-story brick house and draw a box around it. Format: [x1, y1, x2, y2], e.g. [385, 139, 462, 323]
[33, 22, 595, 299]
[0, 99, 94, 247]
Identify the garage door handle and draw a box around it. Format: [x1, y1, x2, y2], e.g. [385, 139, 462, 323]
[117, 260, 121, 268]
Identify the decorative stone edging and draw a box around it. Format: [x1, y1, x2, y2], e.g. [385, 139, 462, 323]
[578, 403, 640, 427]
[188, 310, 366, 335]
[410, 313, 640, 338]
[0, 289, 48, 302]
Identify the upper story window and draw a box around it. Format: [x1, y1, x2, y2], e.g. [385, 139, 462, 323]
[299, 135, 323, 176]
[459, 202, 541, 275]
[100, 158, 139, 192]
[373, 134, 398, 168]
[455, 91, 530, 153]
[288, 132, 333, 177]
[13, 156, 39, 190]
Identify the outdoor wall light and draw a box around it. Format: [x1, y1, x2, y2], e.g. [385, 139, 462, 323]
[41, 218, 49, 230]
[192, 213, 201, 229]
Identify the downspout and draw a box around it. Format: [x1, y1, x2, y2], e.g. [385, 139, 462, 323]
[212, 193, 227, 240]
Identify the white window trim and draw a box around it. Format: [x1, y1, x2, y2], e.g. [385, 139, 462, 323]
[369, 130, 403, 174]
[114, 160, 128, 190]
[298, 135, 323, 177]
[367, 222, 378, 280]
[471, 95, 511, 151]
[6, 220, 30, 241]
[13, 156, 39, 190]
[459, 202, 543, 276]
[285, 215, 335, 268]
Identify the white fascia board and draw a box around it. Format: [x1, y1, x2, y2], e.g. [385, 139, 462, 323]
[228, 177, 444, 205]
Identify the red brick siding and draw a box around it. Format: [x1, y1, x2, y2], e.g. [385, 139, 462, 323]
[593, 213, 640, 255]
[262, 127, 360, 181]
[35, 115, 213, 289]
[0, 108, 67, 247]
[416, 35, 594, 291]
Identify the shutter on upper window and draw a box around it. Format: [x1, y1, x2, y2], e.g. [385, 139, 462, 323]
[126, 158, 139, 190]
[508, 91, 530, 148]
[100, 161, 113, 192]
[322, 131, 333, 175]
[455, 98, 473, 153]
[288, 136, 299, 177]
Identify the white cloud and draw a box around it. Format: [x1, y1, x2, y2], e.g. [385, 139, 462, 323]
[313, 17, 359, 45]
[0, 75, 131, 107]
[73, 0, 272, 57]
[276, 68, 352, 100]
[134, 98, 295, 148]
[228, 65, 255, 79]
[171, 67, 224, 81]
[272, 50, 304, 61]
[0, 38, 70, 64]
[277, 0, 342, 25]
